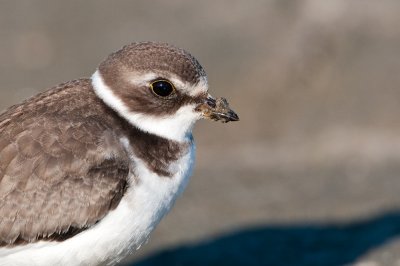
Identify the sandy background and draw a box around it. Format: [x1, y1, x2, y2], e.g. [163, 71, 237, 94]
[1, 1, 400, 265]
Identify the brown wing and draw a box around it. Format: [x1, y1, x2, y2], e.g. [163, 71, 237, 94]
[0, 83, 130, 245]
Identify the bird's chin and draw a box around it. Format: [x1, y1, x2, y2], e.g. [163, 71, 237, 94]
[196, 96, 239, 123]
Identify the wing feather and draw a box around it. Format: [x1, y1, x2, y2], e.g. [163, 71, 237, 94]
[0, 93, 130, 245]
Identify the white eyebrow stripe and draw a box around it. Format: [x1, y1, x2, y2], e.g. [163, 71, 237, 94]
[128, 72, 158, 86]
[127, 71, 208, 97]
[169, 77, 186, 90]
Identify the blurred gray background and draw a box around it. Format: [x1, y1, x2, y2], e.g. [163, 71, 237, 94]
[2, 1, 400, 265]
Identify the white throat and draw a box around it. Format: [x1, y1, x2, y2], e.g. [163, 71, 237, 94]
[91, 70, 201, 142]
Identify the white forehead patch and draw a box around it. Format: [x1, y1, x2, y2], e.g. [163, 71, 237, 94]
[170, 75, 208, 97]
[92, 70, 202, 142]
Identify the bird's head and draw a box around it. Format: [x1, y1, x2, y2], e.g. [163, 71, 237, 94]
[92, 42, 238, 142]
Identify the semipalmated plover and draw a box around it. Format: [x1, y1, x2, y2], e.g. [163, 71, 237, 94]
[0, 42, 238, 265]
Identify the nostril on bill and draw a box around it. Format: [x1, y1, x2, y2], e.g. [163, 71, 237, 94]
[206, 97, 217, 108]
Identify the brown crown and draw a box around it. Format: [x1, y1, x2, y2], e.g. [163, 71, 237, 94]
[99, 42, 206, 84]
[97, 42, 208, 116]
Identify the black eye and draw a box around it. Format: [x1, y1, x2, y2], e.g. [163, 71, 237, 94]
[150, 80, 175, 97]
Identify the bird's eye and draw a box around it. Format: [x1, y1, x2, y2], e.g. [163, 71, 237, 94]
[150, 80, 175, 97]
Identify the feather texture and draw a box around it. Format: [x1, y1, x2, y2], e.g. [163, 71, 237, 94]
[0, 79, 131, 245]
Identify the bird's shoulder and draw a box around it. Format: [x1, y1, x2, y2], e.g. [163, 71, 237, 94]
[0, 79, 131, 246]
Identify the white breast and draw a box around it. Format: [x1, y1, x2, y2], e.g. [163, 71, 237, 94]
[0, 138, 196, 266]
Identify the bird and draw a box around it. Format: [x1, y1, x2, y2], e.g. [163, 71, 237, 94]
[0, 42, 239, 265]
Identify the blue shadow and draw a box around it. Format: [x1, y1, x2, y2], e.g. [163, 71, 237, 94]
[130, 211, 400, 266]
